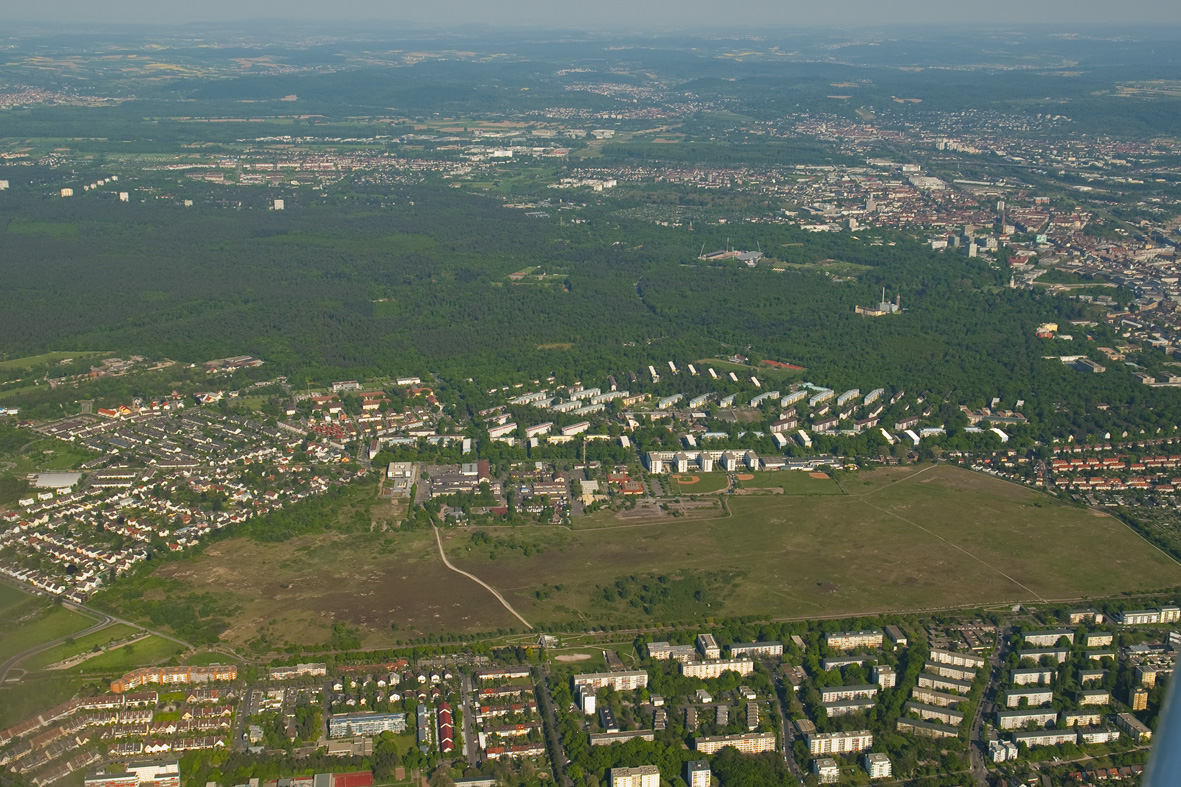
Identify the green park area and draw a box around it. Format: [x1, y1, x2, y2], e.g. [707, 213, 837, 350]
[0, 590, 96, 665]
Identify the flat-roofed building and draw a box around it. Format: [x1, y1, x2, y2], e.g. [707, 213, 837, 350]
[609, 765, 659, 787]
[864, 753, 892, 780]
[1011, 729, 1077, 748]
[917, 674, 972, 694]
[1017, 648, 1068, 665]
[813, 758, 839, 784]
[697, 634, 721, 659]
[681, 658, 753, 680]
[1022, 629, 1074, 647]
[1078, 689, 1110, 707]
[929, 649, 986, 670]
[1001, 688, 1053, 708]
[1115, 713, 1152, 743]
[1010, 668, 1053, 686]
[821, 698, 876, 718]
[572, 670, 648, 693]
[997, 709, 1057, 730]
[805, 730, 873, 755]
[729, 641, 783, 658]
[693, 732, 777, 755]
[912, 687, 965, 708]
[1061, 710, 1104, 727]
[819, 685, 878, 703]
[1130, 687, 1149, 711]
[646, 642, 696, 662]
[896, 718, 958, 739]
[684, 762, 710, 787]
[825, 630, 883, 650]
[871, 665, 896, 689]
[884, 625, 908, 647]
[924, 661, 977, 681]
[1136, 665, 1158, 688]
[905, 702, 963, 726]
[1083, 632, 1114, 647]
[1078, 726, 1121, 745]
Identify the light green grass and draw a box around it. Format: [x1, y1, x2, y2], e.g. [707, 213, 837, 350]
[666, 472, 730, 495]
[0, 604, 96, 665]
[0, 350, 106, 370]
[21, 623, 141, 671]
[0, 674, 87, 728]
[66, 634, 186, 675]
[738, 470, 844, 495]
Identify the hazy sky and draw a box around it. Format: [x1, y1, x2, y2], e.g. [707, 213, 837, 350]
[6, 0, 1181, 28]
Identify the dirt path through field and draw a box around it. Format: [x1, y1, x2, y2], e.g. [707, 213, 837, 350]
[433, 526, 533, 630]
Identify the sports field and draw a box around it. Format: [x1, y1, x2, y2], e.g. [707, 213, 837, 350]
[666, 472, 730, 495]
[737, 470, 845, 495]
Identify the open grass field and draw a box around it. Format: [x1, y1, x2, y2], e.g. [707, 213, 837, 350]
[440, 464, 1181, 627]
[666, 472, 730, 495]
[20, 623, 141, 671]
[737, 470, 845, 495]
[65, 634, 186, 676]
[103, 464, 1181, 649]
[0, 674, 87, 729]
[0, 350, 105, 370]
[148, 529, 520, 649]
[0, 603, 96, 665]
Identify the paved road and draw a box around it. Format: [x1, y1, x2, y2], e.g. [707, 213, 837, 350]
[969, 625, 1015, 785]
[433, 526, 533, 630]
[0, 576, 194, 685]
[0, 603, 112, 684]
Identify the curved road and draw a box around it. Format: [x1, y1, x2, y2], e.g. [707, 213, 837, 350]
[0, 604, 112, 684]
[433, 526, 533, 630]
[0, 577, 195, 684]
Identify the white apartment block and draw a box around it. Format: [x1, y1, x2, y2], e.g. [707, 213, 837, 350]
[825, 630, 883, 650]
[1022, 629, 1074, 647]
[680, 658, 753, 679]
[609, 765, 659, 787]
[929, 649, 985, 670]
[572, 670, 648, 693]
[864, 753, 892, 780]
[693, 732, 777, 755]
[806, 730, 873, 756]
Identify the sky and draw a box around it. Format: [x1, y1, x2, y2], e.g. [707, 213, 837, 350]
[4, 0, 1181, 29]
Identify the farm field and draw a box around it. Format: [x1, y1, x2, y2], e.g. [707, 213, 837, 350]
[98, 465, 1181, 649]
[441, 464, 1181, 627]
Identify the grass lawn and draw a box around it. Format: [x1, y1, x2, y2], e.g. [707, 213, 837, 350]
[0, 674, 88, 729]
[738, 470, 845, 495]
[0, 581, 34, 614]
[21, 623, 141, 671]
[0, 603, 96, 665]
[0, 350, 105, 370]
[666, 472, 730, 495]
[66, 634, 186, 676]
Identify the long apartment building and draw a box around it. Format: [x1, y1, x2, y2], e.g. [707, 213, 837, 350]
[680, 659, 754, 679]
[911, 687, 966, 708]
[896, 718, 958, 739]
[729, 641, 783, 658]
[825, 630, 883, 650]
[819, 685, 878, 703]
[1001, 688, 1053, 708]
[693, 732, 777, 755]
[572, 671, 648, 693]
[923, 661, 977, 682]
[608, 765, 660, 787]
[929, 649, 986, 670]
[805, 730, 873, 756]
[904, 702, 964, 726]
[110, 665, 237, 694]
[997, 709, 1057, 730]
[1117, 606, 1181, 625]
[646, 642, 697, 662]
[1022, 629, 1075, 647]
